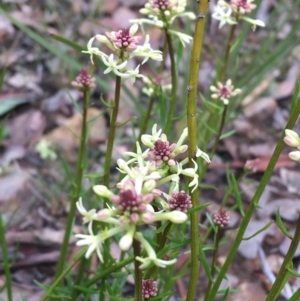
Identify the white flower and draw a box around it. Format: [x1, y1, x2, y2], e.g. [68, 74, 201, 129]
[82, 36, 107, 64]
[76, 198, 97, 225]
[212, 4, 237, 28]
[101, 54, 128, 76]
[241, 16, 265, 31]
[122, 65, 146, 84]
[131, 35, 163, 64]
[134, 232, 177, 269]
[93, 185, 114, 198]
[119, 225, 135, 251]
[168, 29, 193, 47]
[141, 124, 163, 148]
[196, 147, 211, 163]
[177, 159, 199, 192]
[284, 130, 300, 147]
[76, 232, 104, 261]
[76, 226, 124, 261]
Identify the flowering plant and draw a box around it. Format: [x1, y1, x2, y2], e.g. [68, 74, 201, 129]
[75, 125, 210, 268]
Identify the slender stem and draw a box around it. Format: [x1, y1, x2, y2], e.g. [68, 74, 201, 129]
[219, 25, 237, 83]
[103, 74, 122, 187]
[164, 30, 177, 135]
[86, 256, 134, 287]
[210, 105, 227, 157]
[40, 248, 86, 301]
[186, 1, 209, 300]
[265, 215, 300, 301]
[206, 101, 300, 301]
[0, 214, 12, 301]
[202, 24, 237, 153]
[55, 88, 90, 279]
[139, 94, 156, 140]
[144, 222, 173, 279]
[203, 228, 221, 301]
[133, 239, 142, 301]
[70, 257, 87, 299]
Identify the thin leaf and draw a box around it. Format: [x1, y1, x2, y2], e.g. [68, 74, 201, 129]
[231, 174, 245, 217]
[199, 246, 213, 281]
[206, 212, 217, 232]
[158, 87, 166, 128]
[287, 288, 300, 301]
[220, 130, 236, 140]
[84, 173, 104, 179]
[291, 79, 300, 113]
[0, 66, 6, 91]
[276, 209, 293, 239]
[243, 221, 273, 240]
[67, 89, 82, 114]
[50, 33, 85, 52]
[220, 287, 230, 301]
[188, 202, 211, 214]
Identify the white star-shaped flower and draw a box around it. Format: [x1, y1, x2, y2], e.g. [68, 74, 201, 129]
[212, 5, 237, 28]
[101, 54, 128, 76]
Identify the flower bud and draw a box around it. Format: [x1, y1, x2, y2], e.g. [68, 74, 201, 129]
[93, 185, 113, 198]
[119, 233, 134, 251]
[284, 129, 300, 147]
[167, 210, 188, 223]
[288, 151, 300, 162]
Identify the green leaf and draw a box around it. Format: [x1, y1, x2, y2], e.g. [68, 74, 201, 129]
[287, 288, 300, 301]
[206, 212, 217, 232]
[291, 79, 300, 113]
[73, 285, 99, 294]
[0, 94, 31, 116]
[242, 221, 273, 240]
[188, 202, 211, 214]
[220, 287, 230, 301]
[158, 87, 166, 128]
[199, 245, 213, 281]
[0, 66, 6, 91]
[220, 130, 236, 140]
[231, 174, 245, 217]
[287, 268, 300, 278]
[276, 209, 293, 239]
[50, 33, 85, 52]
[84, 173, 104, 179]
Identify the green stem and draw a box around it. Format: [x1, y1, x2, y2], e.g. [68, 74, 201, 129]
[0, 214, 12, 301]
[219, 24, 237, 83]
[206, 100, 300, 301]
[40, 248, 86, 301]
[210, 105, 227, 157]
[265, 215, 300, 301]
[164, 29, 177, 135]
[133, 239, 142, 301]
[103, 74, 122, 188]
[203, 228, 221, 301]
[70, 257, 87, 299]
[139, 94, 156, 140]
[144, 222, 173, 279]
[186, 1, 209, 300]
[55, 88, 90, 279]
[202, 24, 237, 153]
[86, 256, 134, 287]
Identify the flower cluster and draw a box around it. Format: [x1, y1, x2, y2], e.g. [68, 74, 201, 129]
[284, 129, 300, 162]
[142, 279, 158, 298]
[130, 0, 196, 46]
[212, 0, 265, 30]
[71, 68, 96, 91]
[75, 124, 210, 269]
[213, 208, 230, 227]
[83, 24, 163, 84]
[210, 79, 242, 105]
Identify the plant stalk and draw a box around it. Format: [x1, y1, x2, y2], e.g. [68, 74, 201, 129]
[103, 74, 122, 187]
[164, 30, 177, 135]
[206, 100, 300, 301]
[133, 239, 142, 301]
[55, 88, 90, 279]
[0, 214, 12, 301]
[265, 214, 300, 301]
[186, 1, 209, 300]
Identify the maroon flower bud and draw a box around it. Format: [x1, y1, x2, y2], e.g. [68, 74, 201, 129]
[142, 279, 158, 299]
[148, 139, 176, 166]
[213, 208, 230, 228]
[71, 68, 95, 91]
[168, 191, 192, 213]
[150, 0, 172, 11]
